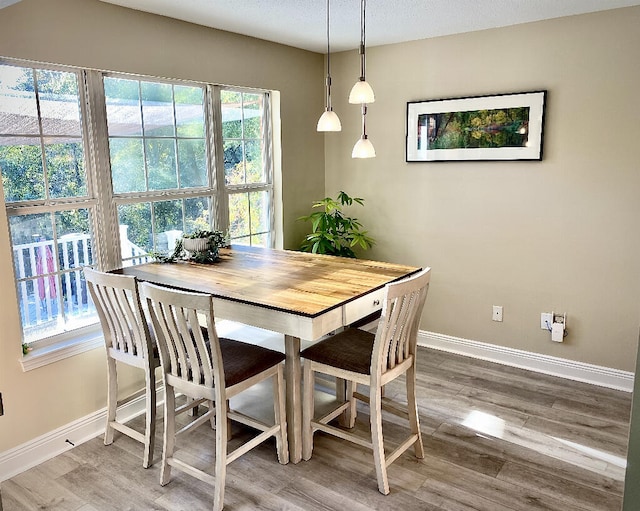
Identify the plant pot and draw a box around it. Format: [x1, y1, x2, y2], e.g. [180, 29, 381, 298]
[182, 237, 209, 253]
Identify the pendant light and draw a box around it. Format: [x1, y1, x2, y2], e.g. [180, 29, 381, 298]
[352, 105, 375, 158]
[348, 0, 375, 104]
[317, 0, 341, 131]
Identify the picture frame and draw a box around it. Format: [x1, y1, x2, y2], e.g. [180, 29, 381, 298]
[406, 91, 546, 162]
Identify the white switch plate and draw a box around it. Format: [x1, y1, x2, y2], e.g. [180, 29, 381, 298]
[541, 312, 553, 330]
[492, 305, 503, 322]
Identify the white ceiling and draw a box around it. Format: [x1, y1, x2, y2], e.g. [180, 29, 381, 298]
[94, 0, 640, 53]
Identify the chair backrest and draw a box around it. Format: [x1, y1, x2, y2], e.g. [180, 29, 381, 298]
[140, 282, 223, 399]
[371, 268, 431, 378]
[84, 267, 154, 366]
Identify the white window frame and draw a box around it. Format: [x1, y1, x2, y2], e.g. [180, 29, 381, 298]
[97, 72, 219, 269]
[0, 59, 277, 370]
[215, 86, 275, 247]
[0, 61, 103, 369]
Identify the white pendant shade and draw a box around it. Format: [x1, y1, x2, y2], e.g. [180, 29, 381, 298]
[317, 0, 341, 133]
[352, 136, 376, 158]
[317, 109, 342, 132]
[349, 80, 375, 104]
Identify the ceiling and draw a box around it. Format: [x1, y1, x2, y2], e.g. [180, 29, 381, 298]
[92, 0, 640, 53]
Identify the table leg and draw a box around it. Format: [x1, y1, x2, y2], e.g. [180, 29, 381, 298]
[284, 334, 302, 463]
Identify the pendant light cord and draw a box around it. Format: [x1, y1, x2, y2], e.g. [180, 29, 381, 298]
[326, 0, 331, 76]
[359, 0, 367, 81]
[325, 0, 332, 109]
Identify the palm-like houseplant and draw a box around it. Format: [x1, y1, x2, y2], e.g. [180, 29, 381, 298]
[298, 191, 375, 258]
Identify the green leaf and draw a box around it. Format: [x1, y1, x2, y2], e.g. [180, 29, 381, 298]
[297, 191, 375, 258]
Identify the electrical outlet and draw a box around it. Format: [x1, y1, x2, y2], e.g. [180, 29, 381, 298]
[541, 313, 553, 330]
[553, 312, 566, 325]
[492, 305, 503, 322]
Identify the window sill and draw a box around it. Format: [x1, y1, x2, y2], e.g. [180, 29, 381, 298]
[20, 325, 104, 372]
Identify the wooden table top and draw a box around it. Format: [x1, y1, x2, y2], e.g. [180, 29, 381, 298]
[115, 245, 420, 317]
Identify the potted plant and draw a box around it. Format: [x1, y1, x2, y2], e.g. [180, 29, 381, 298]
[298, 191, 375, 258]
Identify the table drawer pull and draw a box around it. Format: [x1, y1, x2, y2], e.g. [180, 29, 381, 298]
[343, 289, 385, 325]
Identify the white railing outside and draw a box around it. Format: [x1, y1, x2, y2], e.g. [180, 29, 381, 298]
[119, 224, 151, 267]
[15, 226, 151, 340]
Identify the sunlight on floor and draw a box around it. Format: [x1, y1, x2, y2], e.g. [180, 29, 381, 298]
[553, 436, 627, 469]
[461, 410, 506, 438]
[460, 409, 627, 481]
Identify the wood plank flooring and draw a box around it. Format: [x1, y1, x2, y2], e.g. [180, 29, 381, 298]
[1, 347, 632, 510]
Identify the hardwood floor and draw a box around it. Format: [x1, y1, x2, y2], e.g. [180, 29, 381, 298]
[1, 347, 632, 510]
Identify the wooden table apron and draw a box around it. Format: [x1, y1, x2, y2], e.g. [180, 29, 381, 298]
[114, 246, 420, 464]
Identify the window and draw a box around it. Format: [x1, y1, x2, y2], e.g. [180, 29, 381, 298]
[0, 63, 96, 344]
[104, 76, 213, 263]
[0, 60, 275, 354]
[221, 89, 273, 246]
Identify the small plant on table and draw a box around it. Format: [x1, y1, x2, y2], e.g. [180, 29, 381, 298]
[154, 230, 228, 264]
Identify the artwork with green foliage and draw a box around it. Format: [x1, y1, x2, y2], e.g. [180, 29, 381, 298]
[406, 91, 546, 162]
[298, 191, 374, 258]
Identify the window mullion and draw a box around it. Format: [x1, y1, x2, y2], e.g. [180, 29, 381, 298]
[209, 85, 227, 232]
[84, 70, 121, 270]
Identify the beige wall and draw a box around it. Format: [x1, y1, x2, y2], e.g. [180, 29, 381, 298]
[0, 0, 325, 452]
[326, 7, 640, 372]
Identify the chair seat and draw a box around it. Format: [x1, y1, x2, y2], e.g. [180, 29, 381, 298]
[301, 328, 374, 375]
[219, 337, 285, 387]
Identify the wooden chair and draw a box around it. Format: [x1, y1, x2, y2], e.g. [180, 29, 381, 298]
[301, 267, 431, 495]
[84, 268, 160, 468]
[141, 282, 288, 511]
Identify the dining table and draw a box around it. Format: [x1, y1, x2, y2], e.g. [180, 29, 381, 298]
[114, 245, 420, 463]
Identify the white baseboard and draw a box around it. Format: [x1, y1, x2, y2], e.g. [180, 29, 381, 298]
[0, 389, 158, 482]
[418, 330, 634, 393]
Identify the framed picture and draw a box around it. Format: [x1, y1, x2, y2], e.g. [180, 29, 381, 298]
[406, 91, 546, 162]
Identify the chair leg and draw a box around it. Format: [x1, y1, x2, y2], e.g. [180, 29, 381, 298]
[187, 396, 198, 417]
[208, 400, 216, 429]
[213, 398, 228, 511]
[338, 378, 358, 428]
[406, 363, 424, 458]
[273, 364, 289, 464]
[142, 366, 157, 468]
[226, 400, 233, 441]
[370, 385, 390, 495]
[205, 399, 230, 441]
[104, 357, 117, 446]
[345, 381, 357, 428]
[160, 385, 176, 486]
[302, 361, 315, 461]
